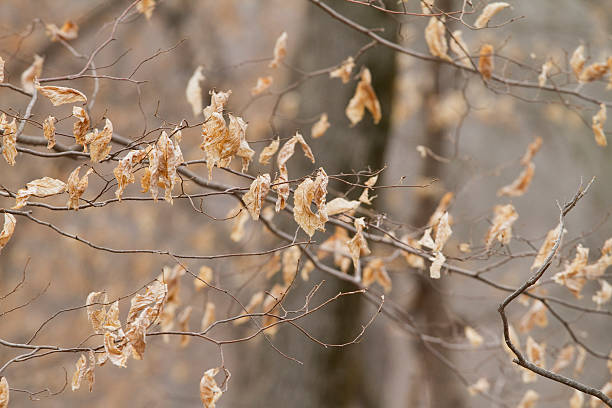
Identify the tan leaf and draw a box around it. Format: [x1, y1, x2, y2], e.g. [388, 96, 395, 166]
[425, 17, 451, 61]
[330, 56, 355, 83]
[345, 68, 382, 125]
[552, 244, 589, 298]
[519, 300, 548, 333]
[200, 368, 222, 408]
[362, 258, 392, 292]
[137, 0, 156, 19]
[428, 192, 454, 231]
[465, 326, 484, 347]
[177, 306, 193, 347]
[531, 223, 564, 270]
[21, 54, 44, 93]
[274, 132, 315, 212]
[421, 0, 434, 14]
[478, 44, 494, 80]
[66, 166, 93, 210]
[104, 301, 122, 332]
[103, 331, 129, 367]
[517, 390, 539, 408]
[449, 30, 470, 66]
[467, 377, 490, 396]
[194, 266, 213, 291]
[269, 31, 288, 69]
[13, 177, 66, 209]
[85, 118, 113, 163]
[233, 291, 265, 326]
[229, 207, 249, 242]
[348, 218, 370, 269]
[201, 302, 216, 331]
[433, 212, 452, 252]
[259, 138, 279, 165]
[125, 324, 146, 360]
[523, 336, 546, 383]
[243, 174, 271, 220]
[301, 260, 315, 281]
[282, 246, 301, 285]
[45, 20, 79, 42]
[498, 163, 535, 197]
[538, 60, 554, 87]
[592, 103, 607, 147]
[485, 204, 518, 249]
[86, 292, 108, 334]
[418, 228, 435, 250]
[72, 106, 90, 150]
[72, 354, 87, 391]
[459, 242, 471, 253]
[0, 214, 16, 251]
[126, 280, 166, 331]
[36, 82, 87, 106]
[0, 114, 17, 166]
[0, 377, 7, 408]
[570, 390, 584, 408]
[430, 251, 445, 279]
[400, 235, 426, 270]
[311, 113, 330, 139]
[113, 149, 148, 200]
[0, 56, 4, 83]
[474, 2, 510, 28]
[551, 345, 575, 373]
[293, 168, 328, 237]
[251, 76, 273, 96]
[521, 136, 543, 165]
[43, 115, 56, 149]
[579, 62, 609, 83]
[186, 66, 205, 116]
[326, 197, 360, 216]
[584, 238, 612, 279]
[142, 131, 183, 203]
[262, 283, 287, 335]
[593, 279, 612, 306]
[574, 346, 586, 376]
[570, 45, 586, 80]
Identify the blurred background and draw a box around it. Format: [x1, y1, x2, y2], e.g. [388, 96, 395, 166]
[1, 0, 612, 406]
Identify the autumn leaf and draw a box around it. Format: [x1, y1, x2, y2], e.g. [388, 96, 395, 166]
[478, 44, 494, 80]
[465, 326, 483, 347]
[538, 60, 554, 87]
[523, 336, 546, 383]
[293, 168, 328, 237]
[531, 223, 564, 270]
[137, 0, 156, 19]
[449, 30, 470, 66]
[243, 174, 271, 220]
[86, 292, 108, 334]
[251, 76, 273, 95]
[186, 66, 205, 116]
[485, 204, 518, 249]
[282, 246, 300, 285]
[425, 17, 451, 61]
[269, 31, 288, 68]
[66, 166, 93, 210]
[474, 2, 510, 28]
[36, 82, 87, 106]
[311, 113, 330, 139]
[347, 218, 370, 269]
[330, 56, 355, 83]
[233, 291, 264, 326]
[71, 351, 95, 392]
[194, 266, 213, 291]
[201, 302, 216, 331]
[177, 306, 193, 347]
[467, 378, 489, 396]
[521, 136, 543, 165]
[579, 62, 609, 83]
[43, 115, 56, 149]
[326, 197, 360, 216]
[0, 214, 16, 252]
[73, 106, 90, 150]
[21, 54, 44, 93]
[551, 345, 575, 373]
[498, 161, 535, 197]
[0, 114, 17, 166]
[593, 279, 612, 306]
[428, 192, 454, 231]
[362, 258, 392, 292]
[0, 377, 8, 408]
[13, 177, 66, 209]
[274, 132, 315, 211]
[552, 244, 589, 298]
[142, 131, 183, 203]
[229, 206, 249, 242]
[519, 300, 548, 332]
[200, 368, 223, 408]
[301, 260, 315, 281]
[45, 20, 79, 42]
[570, 45, 586, 80]
[85, 118, 113, 162]
[113, 149, 148, 200]
[592, 103, 607, 147]
[259, 138, 279, 165]
[345, 68, 382, 125]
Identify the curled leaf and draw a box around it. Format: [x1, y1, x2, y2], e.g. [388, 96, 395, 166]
[592, 103, 607, 147]
[186, 66, 205, 116]
[552, 244, 589, 298]
[538, 60, 554, 87]
[45, 20, 79, 42]
[311, 113, 330, 139]
[293, 168, 328, 237]
[269, 31, 288, 69]
[142, 131, 183, 203]
[519, 300, 548, 333]
[137, 0, 156, 19]
[36, 82, 87, 106]
[551, 345, 575, 373]
[474, 2, 510, 28]
[425, 17, 451, 61]
[0, 378, 8, 408]
[201, 302, 216, 331]
[523, 336, 546, 383]
[113, 149, 148, 200]
[485, 204, 518, 249]
[579, 62, 608, 83]
[251, 76, 273, 96]
[326, 197, 360, 216]
[194, 266, 213, 291]
[66, 166, 93, 210]
[0, 213, 16, 251]
[570, 45, 586, 80]
[13, 177, 66, 209]
[259, 138, 279, 165]
[21, 54, 44, 93]
[200, 368, 223, 408]
[73, 106, 90, 150]
[449, 30, 470, 66]
[531, 223, 564, 270]
[243, 174, 271, 220]
[347, 218, 370, 269]
[593, 280, 612, 306]
[362, 258, 392, 292]
[0, 114, 17, 166]
[43, 115, 56, 149]
[497, 162, 535, 197]
[346, 68, 382, 125]
[478, 44, 494, 80]
[274, 132, 315, 212]
[521, 136, 543, 165]
[86, 292, 108, 334]
[177, 306, 193, 347]
[85, 118, 113, 162]
[465, 326, 484, 347]
[330, 56, 355, 83]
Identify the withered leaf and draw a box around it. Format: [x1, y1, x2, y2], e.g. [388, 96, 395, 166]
[13, 177, 66, 209]
[45, 20, 78, 42]
[201, 302, 216, 331]
[137, 0, 156, 19]
[532, 223, 564, 270]
[519, 300, 548, 333]
[274, 132, 315, 212]
[521, 136, 543, 165]
[301, 260, 315, 281]
[465, 326, 484, 347]
[449, 30, 470, 66]
[66, 166, 93, 210]
[552, 244, 589, 298]
[86, 291, 108, 334]
[233, 291, 264, 326]
[428, 192, 454, 231]
[579, 62, 609, 83]
[538, 60, 554, 87]
[326, 197, 360, 216]
[282, 246, 301, 285]
[293, 168, 328, 237]
[113, 149, 148, 200]
[0, 378, 8, 408]
[142, 131, 183, 203]
[21, 54, 44, 93]
[0, 114, 17, 166]
[103, 331, 129, 368]
[85, 118, 113, 163]
[551, 345, 575, 373]
[36, 82, 87, 106]
[243, 174, 271, 220]
[259, 138, 279, 165]
[311, 113, 330, 139]
[330, 56, 355, 83]
[347, 218, 370, 269]
[0, 213, 16, 251]
[523, 336, 546, 383]
[104, 301, 122, 332]
[200, 368, 223, 408]
[229, 206, 249, 242]
[570, 45, 586, 80]
[43, 115, 56, 149]
[485, 204, 518, 249]
[346, 68, 382, 125]
[425, 17, 451, 61]
[478, 44, 494, 80]
[593, 279, 612, 306]
[474, 2, 510, 28]
[362, 258, 392, 292]
[592, 103, 607, 147]
[194, 266, 213, 291]
[251, 76, 273, 96]
[186, 66, 205, 116]
[269, 31, 288, 69]
[72, 106, 90, 150]
[177, 306, 193, 347]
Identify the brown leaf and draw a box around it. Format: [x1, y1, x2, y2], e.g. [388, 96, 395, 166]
[346, 68, 382, 125]
[85, 118, 113, 163]
[531, 223, 564, 270]
[0, 114, 17, 166]
[330, 56, 355, 83]
[523, 336, 546, 383]
[103, 331, 129, 367]
[520, 136, 543, 165]
[301, 260, 315, 281]
[347, 218, 370, 269]
[200, 368, 223, 408]
[72, 107, 90, 150]
[552, 244, 589, 298]
[428, 192, 454, 231]
[269, 31, 288, 69]
[282, 246, 301, 285]
[485, 204, 518, 249]
[104, 301, 122, 332]
[425, 17, 451, 61]
[0, 377, 7, 408]
[201, 302, 216, 331]
[86, 292, 108, 334]
[293, 168, 328, 237]
[538, 60, 554, 87]
[311, 113, 330, 139]
[362, 258, 392, 292]
[177, 306, 193, 347]
[579, 62, 609, 83]
[593, 280, 612, 306]
[478, 44, 494, 80]
[142, 131, 183, 203]
[137, 0, 156, 19]
[186, 66, 205, 116]
[66, 166, 93, 210]
[194, 266, 213, 291]
[233, 291, 264, 326]
[551, 345, 575, 373]
[113, 149, 148, 200]
[592, 103, 607, 147]
[229, 207, 249, 242]
[0, 214, 16, 251]
[474, 2, 510, 28]
[21, 54, 44, 93]
[400, 235, 426, 270]
[570, 45, 586, 80]
[13, 177, 66, 209]
[43, 115, 56, 149]
[274, 132, 315, 212]
[326, 197, 360, 216]
[498, 162, 535, 197]
[449, 30, 470, 66]
[519, 300, 548, 333]
[259, 138, 279, 165]
[45, 20, 79, 42]
[243, 174, 271, 220]
[36, 82, 87, 106]
[251, 76, 273, 96]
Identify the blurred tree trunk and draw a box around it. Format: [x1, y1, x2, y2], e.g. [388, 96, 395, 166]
[407, 0, 465, 406]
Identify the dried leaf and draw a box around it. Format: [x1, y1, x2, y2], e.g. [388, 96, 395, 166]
[259, 138, 279, 165]
[269, 31, 288, 69]
[345, 68, 382, 125]
[521, 136, 543, 165]
[519, 300, 548, 333]
[418, 228, 435, 250]
[498, 162, 535, 197]
[425, 17, 451, 61]
[523, 336, 546, 383]
[85, 118, 113, 162]
[142, 131, 183, 203]
[186, 66, 205, 116]
[362, 258, 392, 292]
[72, 354, 87, 391]
[485, 204, 518, 249]
[478, 44, 494, 80]
[579, 62, 609, 83]
[593, 279, 612, 306]
[200, 302, 216, 332]
[552, 244, 589, 298]
[574, 346, 586, 376]
[46, 20, 79, 42]
[433, 212, 452, 252]
[113, 149, 148, 200]
[137, 0, 156, 19]
[194, 266, 213, 291]
[570, 45, 586, 80]
[0, 57, 4, 83]
[401, 235, 426, 269]
[86, 292, 108, 334]
[538, 60, 554, 87]
[570, 390, 584, 408]
[274, 132, 315, 211]
[474, 2, 510, 28]
[243, 174, 271, 220]
[40, 115, 56, 150]
[293, 168, 328, 237]
[584, 239, 612, 279]
[177, 306, 193, 347]
[104, 301, 122, 332]
[66, 166, 93, 210]
[330, 56, 355, 83]
[459, 243, 471, 253]
[0, 214, 16, 251]
[73, 106, 90, 150]
[311, 113, 330, 139]
[517, 390, 539, 408]
[200, 368, 222, 407]
[228, 206, 249, 242]
[551, 345, 575, 373]
[428, 192, 454, 231]
[326, 197, 360, 216]
[301, 260, 315, 281]
[0, 114, 17, 166]
[449, 30, 470, 66]
[282, 246, 301, 285]
[430, 251, 445, 279]
[347, 218, 370, 269]
[467, 377, 490, 396]
[592, 103, 607, 147]
[36, 82, 87, 106]
[13, 177, 66, 209]
[531, 223, 563, 270]
[234, 291, 265, 326]
[251, 76, 273, 96]
[21, 54, 44, 93]
[465, 326, 484, 347]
